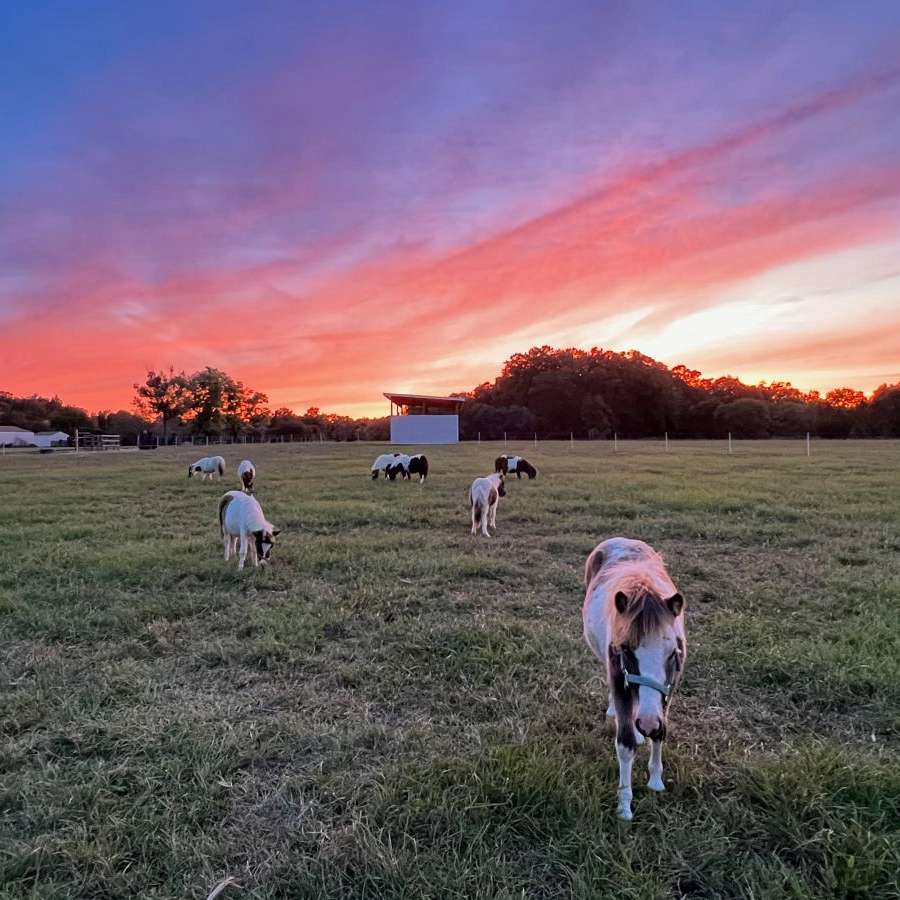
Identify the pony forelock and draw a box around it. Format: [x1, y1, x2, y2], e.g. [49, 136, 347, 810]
[587, 555, 677, 648]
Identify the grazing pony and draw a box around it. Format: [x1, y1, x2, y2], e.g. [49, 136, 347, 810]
[387, 453, 429, 483]
[371, 452, 400, 479]
[469, 472, 506, 537]
[188, 455, 226, 480]
[238, 459, 255, 492]
[408, 454, 429, 483]
[494, 454, 538, 479]
[582, 537, 686, 821]
[386, 453, 411, 480]
[218, 490, 281, 570]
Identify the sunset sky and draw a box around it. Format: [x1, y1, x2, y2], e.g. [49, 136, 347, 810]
[2, 2, 900, 417]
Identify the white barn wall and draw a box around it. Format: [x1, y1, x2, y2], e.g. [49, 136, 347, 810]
[390, 415, 459, 444]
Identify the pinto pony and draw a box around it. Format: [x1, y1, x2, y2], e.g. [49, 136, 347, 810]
[388, 453, 429, 483]
[494, 454, 538, 479]
[469, 472, 506, 537]
[218, 490, 281, 570]
[238, 459, 255, 492]
[582, 537, 686, 821]
[188, 456, 226, 480]
[371, 453, 400, 479]
[386, 454, 411, 480]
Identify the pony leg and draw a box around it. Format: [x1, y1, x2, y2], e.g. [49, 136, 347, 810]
[606, 693, 615, 718]
[224, 535, 231, 561]
[481, 505, 490, 537]
[616, 735, 636, 821]
[238, 534, 248, 570]
[648, 739, 665, 792]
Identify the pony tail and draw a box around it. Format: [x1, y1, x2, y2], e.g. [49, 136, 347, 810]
[218, 493, 233, 536]
[218, 460, 225, 477]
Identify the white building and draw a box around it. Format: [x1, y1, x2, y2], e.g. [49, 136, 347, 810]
[0, 425, 36, 446]
[384, 392, 465, 444]
[34, 431, 70, 448]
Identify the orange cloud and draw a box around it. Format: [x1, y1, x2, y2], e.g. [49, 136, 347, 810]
[4, 70, 900, 413]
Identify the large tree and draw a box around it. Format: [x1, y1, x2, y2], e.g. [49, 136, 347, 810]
[133, 368, 190, 442]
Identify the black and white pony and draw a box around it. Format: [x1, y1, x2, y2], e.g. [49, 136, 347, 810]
[494, 454, 538, 479]
[218, 490, 281, 570]
[387, 453, 429, 483]
[582, 537, 686, 821]
[371, 453, 400, 479]
[469, 472, 506, 537]
[188, 455, 226, 480]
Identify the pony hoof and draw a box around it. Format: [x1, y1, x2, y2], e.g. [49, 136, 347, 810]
[647, 776, 665, 792]
[617, 807, 633, 822]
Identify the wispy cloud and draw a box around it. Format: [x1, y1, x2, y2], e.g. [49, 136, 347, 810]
[2, 6, 899, 412]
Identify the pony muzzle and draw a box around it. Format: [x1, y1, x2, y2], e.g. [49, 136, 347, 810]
[635, 715, 665, 740]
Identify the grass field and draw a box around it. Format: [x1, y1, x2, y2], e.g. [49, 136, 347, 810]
[1, 440, 899, 899]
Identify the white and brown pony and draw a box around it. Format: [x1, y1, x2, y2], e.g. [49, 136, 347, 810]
[469, 472, 506, 537]
[582, 537, 686, 821]
[494, 454, 538, 479]
[238, 459, 255, 492]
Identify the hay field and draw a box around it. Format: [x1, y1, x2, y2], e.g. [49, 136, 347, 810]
[1, 440, 898, 899]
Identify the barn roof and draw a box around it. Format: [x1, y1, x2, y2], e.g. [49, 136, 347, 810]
[383, 392, 466, 409]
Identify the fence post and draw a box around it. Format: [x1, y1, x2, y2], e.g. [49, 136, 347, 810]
[665, 431, 668, 451]
[478, 432, 481, 443]
[806, 432, 810, 457]
[504, 432, 507, 447]
[570, 431, 574, 449]
[613, 432, 618, 452]
[728, 432, 732, 454]
[534, 432, 537, 449]
[75, 428, 79, 454]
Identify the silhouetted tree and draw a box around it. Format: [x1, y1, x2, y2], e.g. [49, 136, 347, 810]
[133, 368, 190, 442]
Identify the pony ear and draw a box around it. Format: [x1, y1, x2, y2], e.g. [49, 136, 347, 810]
[584, 547, 604, 587]
[614, 591, 629, 614]
[253, 529, 264, 538]
[666, 593, 684, 617]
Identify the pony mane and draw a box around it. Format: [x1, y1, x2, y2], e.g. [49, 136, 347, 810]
[591, 556, 676, 648]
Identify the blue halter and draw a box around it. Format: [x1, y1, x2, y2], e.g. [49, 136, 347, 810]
[619, 650, 680, 699]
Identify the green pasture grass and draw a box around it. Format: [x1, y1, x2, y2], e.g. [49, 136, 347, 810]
[1, 440, 898, 898]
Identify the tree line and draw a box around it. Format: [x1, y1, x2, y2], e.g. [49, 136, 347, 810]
[458, 346, 900, 439]
[2, 347, 898, 443]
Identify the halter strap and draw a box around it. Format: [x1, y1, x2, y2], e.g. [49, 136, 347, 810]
[623, 671, 673, 698]
[618, 649, 676, 699]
